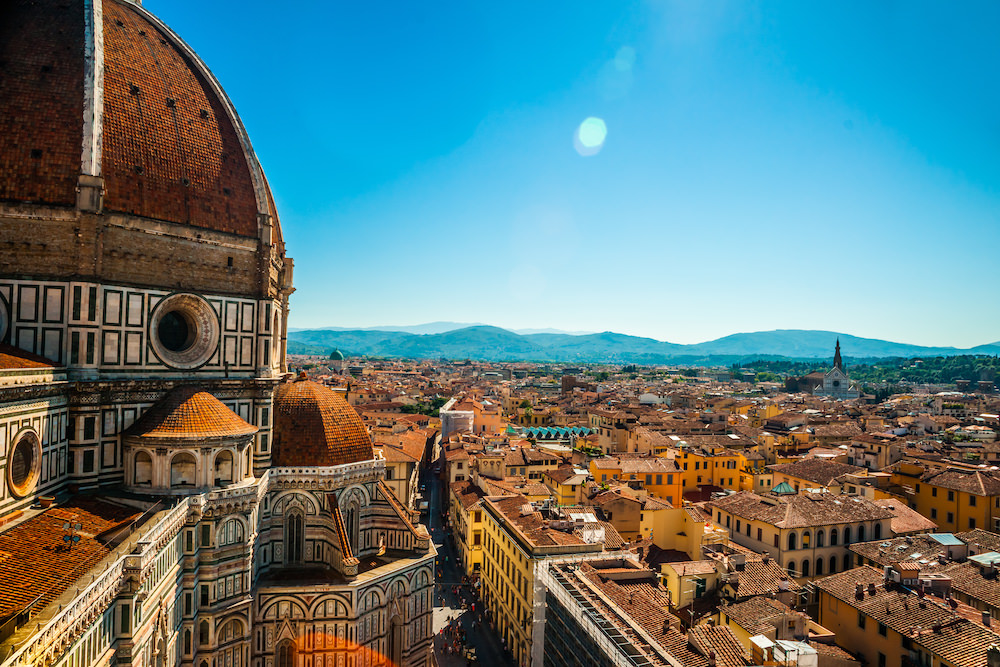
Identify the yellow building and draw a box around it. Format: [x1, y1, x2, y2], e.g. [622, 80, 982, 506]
[541, 466, 589, 506]
[645, 503, 723, 560]
[891, 463, 1000, 533]
[661, 560, 721, 612]
[674, 446, 743, 492]
[480, 495, 624, 665]
[708, 490, 895, 580]
[589, 456, 683, 506]
[449, 480, 488, 576]
[816, 565, 1000, 667]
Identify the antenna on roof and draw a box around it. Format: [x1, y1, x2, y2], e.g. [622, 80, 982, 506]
[62, 517, 82, 550]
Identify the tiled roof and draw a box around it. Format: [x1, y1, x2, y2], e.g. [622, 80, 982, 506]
[273, 376, 374, 467]
[125, 385, 257, 440]
[0, 344, 59, 370]
[922, 468, 1000, 496]
[768, 459, 866, 486]
[667, 561, 718, 576]
[0, 498, 140, 622]
[561, 560, 709, 667]
[707, 491, 893, 528]
[815, 566, 1000, 667]
[449, 480, 486, 510]
[958, 529, 1000, 554]
[721, 596, 796, 636]
[688, 625, 751, 667]
[873, 498, 938, 534]
[849, 534, 953, 570]
[732, 556, 801, 598]
[940, 562, 1000, 611]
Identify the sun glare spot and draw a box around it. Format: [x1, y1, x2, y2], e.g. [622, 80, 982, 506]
[614, 46, 636, 72]
[574, 117, 607, 156]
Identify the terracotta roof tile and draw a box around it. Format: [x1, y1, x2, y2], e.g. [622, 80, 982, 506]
[274, 376, 374, 467]
[125, 385, 257, 440]
[0, 498, 140, 621]
[0, 343, 59, 370]
[101, 0, 261, 235]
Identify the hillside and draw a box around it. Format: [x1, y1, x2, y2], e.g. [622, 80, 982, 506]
[286, 326, 1000, 364]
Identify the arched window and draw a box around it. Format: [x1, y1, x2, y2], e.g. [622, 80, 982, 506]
[843, 527, 851, 544]
[199, 620, 210, 646]
[843, 553, 852, 572]
[802, 531, 811, 548]
[829, 555, 837, 574]
[816, 530, 825, 548]
[787, 560, 796, 577]
[874, 522, 883, 540]
[134, 451, 153, 486]
[276, 639, 295, 667]
[830, 528, 839, 546]
[171, 453, 197, 488]
[801, 559, 810, 577]
[286, 511, 304, 564]
[858, 525, 866, 542]
[218, 518, 245, 547]
[214, 450, 234, 486]
[815, 558, 823, 576]
[788, 533, 797, 550]
[344, 497, 361, 553]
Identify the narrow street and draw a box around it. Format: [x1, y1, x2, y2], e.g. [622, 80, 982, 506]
[421, 451, 513, 667]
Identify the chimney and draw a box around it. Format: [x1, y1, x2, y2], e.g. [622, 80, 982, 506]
[868, 583, 877, 596]
[856, 584, 864, 600]
[984, 611, 992, 628]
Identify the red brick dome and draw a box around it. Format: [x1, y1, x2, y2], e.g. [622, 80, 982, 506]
[0, 0, 279, 239]
[273, 375, 374, 467]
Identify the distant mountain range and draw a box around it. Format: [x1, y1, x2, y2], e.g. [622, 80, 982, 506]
[286, 326, 1000, 364]
[288, 322, 594, 336]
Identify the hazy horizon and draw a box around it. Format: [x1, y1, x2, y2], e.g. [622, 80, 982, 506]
[287, 321, 999, 349]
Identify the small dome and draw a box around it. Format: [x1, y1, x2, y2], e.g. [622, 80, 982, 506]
[329, 349, 345, 361]
[273, 375, 373, 467]
[125, 385, 257, 441]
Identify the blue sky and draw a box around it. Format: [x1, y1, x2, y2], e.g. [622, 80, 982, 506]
[149, 1, 1000, 347]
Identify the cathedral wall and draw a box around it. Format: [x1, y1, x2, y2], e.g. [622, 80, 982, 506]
[0, 206, 277, 300]
[0, 394, 69, 514]
[66, 381, 276, 488]
[0, 277, 281, 378]
[255, 558, 435, 667]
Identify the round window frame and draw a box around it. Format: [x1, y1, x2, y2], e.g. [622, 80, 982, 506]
[7, 428, 41, 499]
[149, 294, 220, 370]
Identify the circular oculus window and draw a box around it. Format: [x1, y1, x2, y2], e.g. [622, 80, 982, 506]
[149, 294, 220, 370]
[7, 429, 41, 498]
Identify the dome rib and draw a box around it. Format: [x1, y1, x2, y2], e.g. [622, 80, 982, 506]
[273, 376, 374, 467]
[125, 385, 258, 441]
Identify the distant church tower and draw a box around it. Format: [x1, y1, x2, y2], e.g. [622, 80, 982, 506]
[814, 338, 859, 399]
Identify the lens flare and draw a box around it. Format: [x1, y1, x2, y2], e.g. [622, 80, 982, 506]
[574, 117, 607, 156]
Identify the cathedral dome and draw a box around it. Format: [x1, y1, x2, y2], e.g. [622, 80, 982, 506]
[273, 374, 374, 467]
[125, 385, 257, 443]
[0, 0, 279, 239]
